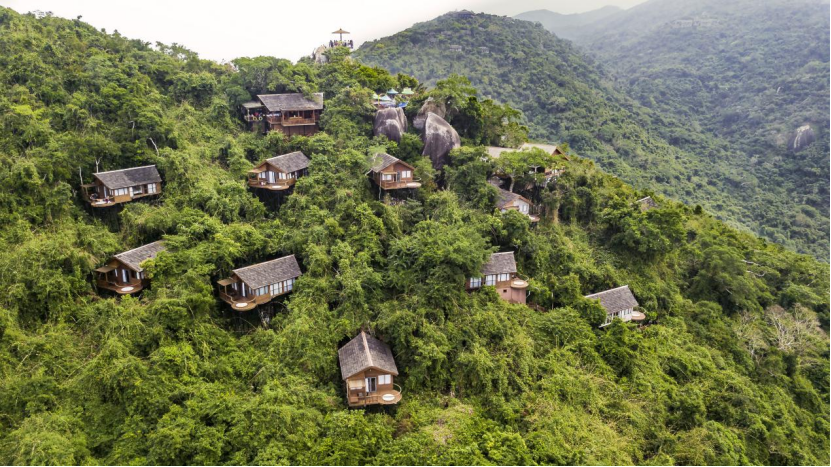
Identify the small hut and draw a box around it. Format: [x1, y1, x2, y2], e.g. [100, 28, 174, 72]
[496, 188, 539, 222]
[247, 151, 310, 191]
[585, 285, 645, 327]
[217, 255, 302, 311]
[338, 331, 401, 407]
[82, 165, 162, 208]
[467, 252, 528, 304]
[94, 241, 165, 294]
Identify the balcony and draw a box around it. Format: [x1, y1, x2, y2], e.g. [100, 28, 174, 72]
[247, 178, 296, 191]
[96, 277, 144, 295]
[347, 384, 403, 407]
[378, 178, 422, 190]
[266, 116, 318, 126]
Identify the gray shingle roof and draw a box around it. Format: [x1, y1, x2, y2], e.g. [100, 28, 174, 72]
[585, 285, 639, 314]
[486, 146, 513, 158]
[94, 165, 161, 190]
[114, 241, 166, 272]
[521, 142, 561, 154]
[496, 188, 528, 210]
[265, 151, 310, 173]
[370, 152, 409, 173]
[481, 252, 517, 275]
[241, 101, 264, 109]
[338, 331, 399, 380]
[233, 255, 302, 290]
[257, 93, 324, 112]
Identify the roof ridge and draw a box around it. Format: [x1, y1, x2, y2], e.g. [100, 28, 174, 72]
[95, 164, 157, 175]
[115, 240, 164, 258]
[585, 284, 630, 297]
[361, 331, 375, 368]
[233, 254, 295, 273]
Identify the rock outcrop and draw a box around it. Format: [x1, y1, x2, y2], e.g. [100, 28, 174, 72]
[413, 98, 447, 131]
[312, 45, 328, 64]
[421, 112, 460, 170]
[790, 124, 815, 151]
[373, 107, 408, 142]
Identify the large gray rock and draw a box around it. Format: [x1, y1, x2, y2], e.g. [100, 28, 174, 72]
[413, 98, 447, 131]
[373, 107, 408, 142]
[790, 124, 815, 151]
[421, 112, 460, 170]
[312, 45, 328, 64]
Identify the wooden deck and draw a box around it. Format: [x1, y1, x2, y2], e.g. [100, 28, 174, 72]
[247, 178, 295, 191]
[219, 289, 292, 311]
[348, 388, 402, 407]
[97, 278, 145, 295]
[379, 180, 422, 190]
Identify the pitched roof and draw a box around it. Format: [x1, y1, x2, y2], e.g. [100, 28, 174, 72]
[241, 101, 264, 109]
[496, 187, 529, 210]
[114, 241, 166, 272]
[338, 331, 398, 380]
[265, 151, 310, 173]
[94, 165, 161, 190]
[585, 285, 639, 314]
[486, 146, 513, 158]
[370, 152, 412, 173]
[481, 251, 517, 276]
[521, 142, 562, 155]
[256, 93, 324, 112]
[233, 255, 302, 290]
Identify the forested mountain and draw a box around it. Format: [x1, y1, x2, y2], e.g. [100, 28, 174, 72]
[0, 6, 828, 466]
[516, 0, 831, 259]
[514, 5, 621, 41]
[355, 10, 829, 259]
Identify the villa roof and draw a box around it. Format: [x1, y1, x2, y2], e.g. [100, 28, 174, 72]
[114, 241, 166, 272]
[585, 285, 639, 314]
[481, 251, 517, 276]
[370, 153, 412, 173]
[94, 165, 161, 190]
[257, 93, 324, 112]
[496, 188, 529, 210]
[233, 255, 302, 290]
[265, 151, 310, 173]
[338, 331, 399, 380]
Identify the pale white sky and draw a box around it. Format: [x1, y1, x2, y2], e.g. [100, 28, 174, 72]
[3, 0, 645, 62]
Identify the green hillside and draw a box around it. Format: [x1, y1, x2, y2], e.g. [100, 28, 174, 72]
[517, 0, 831, 259]
[514, 5, 622, 41]
[0, 7, 828, 466]
[355, 11, 829, 259]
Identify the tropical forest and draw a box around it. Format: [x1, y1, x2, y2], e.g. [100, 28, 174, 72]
[0, 3, 828, 466]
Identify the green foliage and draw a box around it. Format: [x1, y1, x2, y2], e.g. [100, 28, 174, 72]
[355, 8, 829, 259]
[0, 7, 826, 466]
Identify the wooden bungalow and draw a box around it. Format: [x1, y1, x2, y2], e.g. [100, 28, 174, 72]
[247, 151, 310, 191]
[368, 153, 421, 191]
[338, 331, 401, 407]
[585, 285, 646, 327]
[496, 187, 539, 222]
[467, 252, 528, 304]
[94, 241, 165, 294]
[255, 93, 324, 136]
[217, 255, 302, 311]
[82, 165, 161, 208]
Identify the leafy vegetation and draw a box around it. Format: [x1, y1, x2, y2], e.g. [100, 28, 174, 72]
[0, 7, 828, 466]
[355, 9, 830, 259]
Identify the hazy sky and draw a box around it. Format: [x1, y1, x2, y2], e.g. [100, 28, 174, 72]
[3, 0, 646, 62]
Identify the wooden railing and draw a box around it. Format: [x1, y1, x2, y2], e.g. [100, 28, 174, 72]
[379, 178, 421, 190]
[280, 116, 318, 126]
[247, 178, 296, 189]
